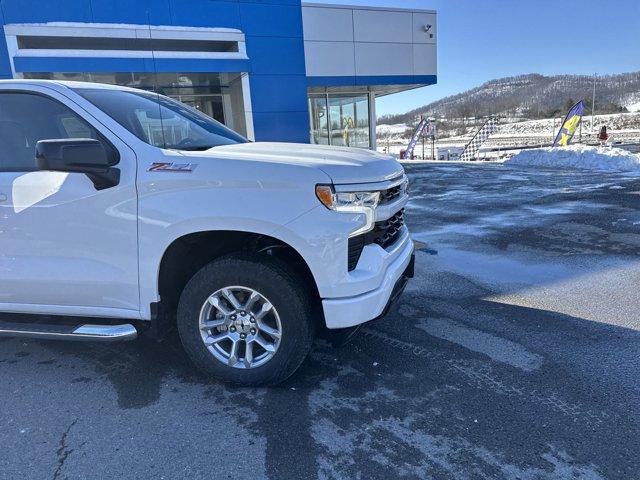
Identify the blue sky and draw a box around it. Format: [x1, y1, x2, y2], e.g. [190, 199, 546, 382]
[320, 0, 640, 116]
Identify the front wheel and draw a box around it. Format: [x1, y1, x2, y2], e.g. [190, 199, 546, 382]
[177, 255, 316, 386]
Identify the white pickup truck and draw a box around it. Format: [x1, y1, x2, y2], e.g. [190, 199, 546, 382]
[0, 80, 414, 385]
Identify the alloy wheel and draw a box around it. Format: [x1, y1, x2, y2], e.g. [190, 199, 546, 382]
[198, 286, 282, 369]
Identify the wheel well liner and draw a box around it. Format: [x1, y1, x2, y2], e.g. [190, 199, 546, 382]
[155, 231, 320, 331]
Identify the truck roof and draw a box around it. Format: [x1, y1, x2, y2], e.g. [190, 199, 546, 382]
[0, 78, 145, 94]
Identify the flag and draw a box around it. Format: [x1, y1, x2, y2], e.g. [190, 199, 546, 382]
[460, 118, 498, 161]
[553, 101, 585, 147]
[403, 118, 428, 159]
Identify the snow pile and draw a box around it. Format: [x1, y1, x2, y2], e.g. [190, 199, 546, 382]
[506, 145, 640, 173]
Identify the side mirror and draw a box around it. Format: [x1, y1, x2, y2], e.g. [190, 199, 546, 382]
[35, 139, 120, 190]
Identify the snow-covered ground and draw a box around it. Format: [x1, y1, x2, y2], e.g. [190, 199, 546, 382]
[376, 112, 640, 157]
[628, 101, 640, 113]
[377, 112, 640, 143]
[506, 145, 640, 173]
[376, 123, 410, 136]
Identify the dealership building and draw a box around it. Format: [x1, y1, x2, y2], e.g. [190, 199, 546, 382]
[0, 0, 436, 148]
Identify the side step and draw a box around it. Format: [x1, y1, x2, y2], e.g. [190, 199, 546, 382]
[0, 322, 138, 342]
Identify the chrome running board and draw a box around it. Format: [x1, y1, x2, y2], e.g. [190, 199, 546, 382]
[0, 322, 137, 342]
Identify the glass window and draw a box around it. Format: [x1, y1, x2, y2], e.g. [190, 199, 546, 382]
[353, 96, 370, 148]
[176, 95, 225, 124]
[75, 88, 247, 150]
[24, 72, 248, 137]
[309, 93, 370, 149]
[0, 92, 106, 172]
[309, 95, 329, 145]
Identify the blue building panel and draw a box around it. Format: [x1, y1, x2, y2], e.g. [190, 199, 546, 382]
[245, 36, 305, 75]
[238, 0, 301, 5]
[90, 0, 172, 25]
[239, 3, 303, 37]
[1, 0, 92, 23]
[237, 0, 309, 141]
[169, 0, 241, 29]
[0, 0, 310, 142]
[248, 74, 307, 113]
[253, 110, 309, 143]
[0, 19, 11, 78]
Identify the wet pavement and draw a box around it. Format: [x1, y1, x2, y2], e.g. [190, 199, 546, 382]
[2, 162, 640, 479]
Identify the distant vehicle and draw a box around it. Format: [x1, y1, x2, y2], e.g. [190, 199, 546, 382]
[0, 80, 414, 385]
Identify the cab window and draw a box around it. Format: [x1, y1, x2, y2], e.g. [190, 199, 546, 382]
[0, 92, 113, 172]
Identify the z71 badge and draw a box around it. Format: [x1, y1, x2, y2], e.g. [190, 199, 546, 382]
[148, 162, 197, 172]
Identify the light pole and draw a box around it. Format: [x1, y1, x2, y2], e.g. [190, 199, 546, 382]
[591, 73, 597, 134]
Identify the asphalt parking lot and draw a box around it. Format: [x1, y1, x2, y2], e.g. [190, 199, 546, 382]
[2, 162, 640, 479]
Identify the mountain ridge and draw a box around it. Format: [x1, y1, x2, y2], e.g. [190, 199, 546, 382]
[379, 72, 640, 125]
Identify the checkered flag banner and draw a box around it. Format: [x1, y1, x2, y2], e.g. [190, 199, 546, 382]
[460, 118, 499, 161]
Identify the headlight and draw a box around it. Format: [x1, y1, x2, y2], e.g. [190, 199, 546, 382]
[402, 178, 410, 196]
[316, 185, 380, 236]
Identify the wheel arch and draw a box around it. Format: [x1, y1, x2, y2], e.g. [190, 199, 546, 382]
[153, 230, 322, 333]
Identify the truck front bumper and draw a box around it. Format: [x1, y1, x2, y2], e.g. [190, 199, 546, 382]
[322, 239, 415, 329]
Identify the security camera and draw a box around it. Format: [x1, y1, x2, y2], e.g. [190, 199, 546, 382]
[423, 24, 432, 32]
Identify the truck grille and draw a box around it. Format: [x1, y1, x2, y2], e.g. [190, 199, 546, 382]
[370, 209, 405, 249]
[380, 184, 402, 204]
[347, 209, 406, 271]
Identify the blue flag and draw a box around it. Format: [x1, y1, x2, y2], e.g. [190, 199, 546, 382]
[403, 118, 428, 159]
[553, 100, 585, 147]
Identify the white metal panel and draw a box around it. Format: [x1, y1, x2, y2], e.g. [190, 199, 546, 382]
[302, 6, 353, 42]
[3, 23, 245, 41]
[302, 4, 437, 80]
[413, 43, 437, 75]
[0, 84, 140, 313]
[353, 9, 412, 44]
[304, 41, 355, 77]
[4, 22, 249, 68]
[355, 43, 413, 76]
[412, 12, 437, 44]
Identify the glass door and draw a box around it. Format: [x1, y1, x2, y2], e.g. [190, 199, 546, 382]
[309, 93, 370, 148]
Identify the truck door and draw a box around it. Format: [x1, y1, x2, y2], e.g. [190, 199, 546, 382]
[0, 88, 139, 318]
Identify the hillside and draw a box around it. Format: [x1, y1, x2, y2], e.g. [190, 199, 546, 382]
[379, 72, 640, 125]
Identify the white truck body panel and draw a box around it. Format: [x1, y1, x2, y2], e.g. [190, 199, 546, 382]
[0, 80, 413, 329]
[0, 83, 139, 316]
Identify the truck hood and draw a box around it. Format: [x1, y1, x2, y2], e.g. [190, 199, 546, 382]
[178, 142, 404, 184]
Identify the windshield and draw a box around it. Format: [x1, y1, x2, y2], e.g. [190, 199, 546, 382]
[75, 87, 247, 150]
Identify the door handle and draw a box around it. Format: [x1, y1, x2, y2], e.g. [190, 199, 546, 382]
[0, 193, 6, 203]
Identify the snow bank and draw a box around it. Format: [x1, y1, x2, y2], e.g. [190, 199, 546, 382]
[506, 145, 640, 173]
[376, 123, 410, 136]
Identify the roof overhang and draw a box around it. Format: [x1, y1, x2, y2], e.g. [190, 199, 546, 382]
[307, 74, 437, 96]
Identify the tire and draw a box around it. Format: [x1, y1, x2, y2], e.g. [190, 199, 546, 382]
[177, 254, 316, 386]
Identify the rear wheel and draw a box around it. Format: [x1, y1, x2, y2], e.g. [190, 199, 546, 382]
[177, 255, 315, 386]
